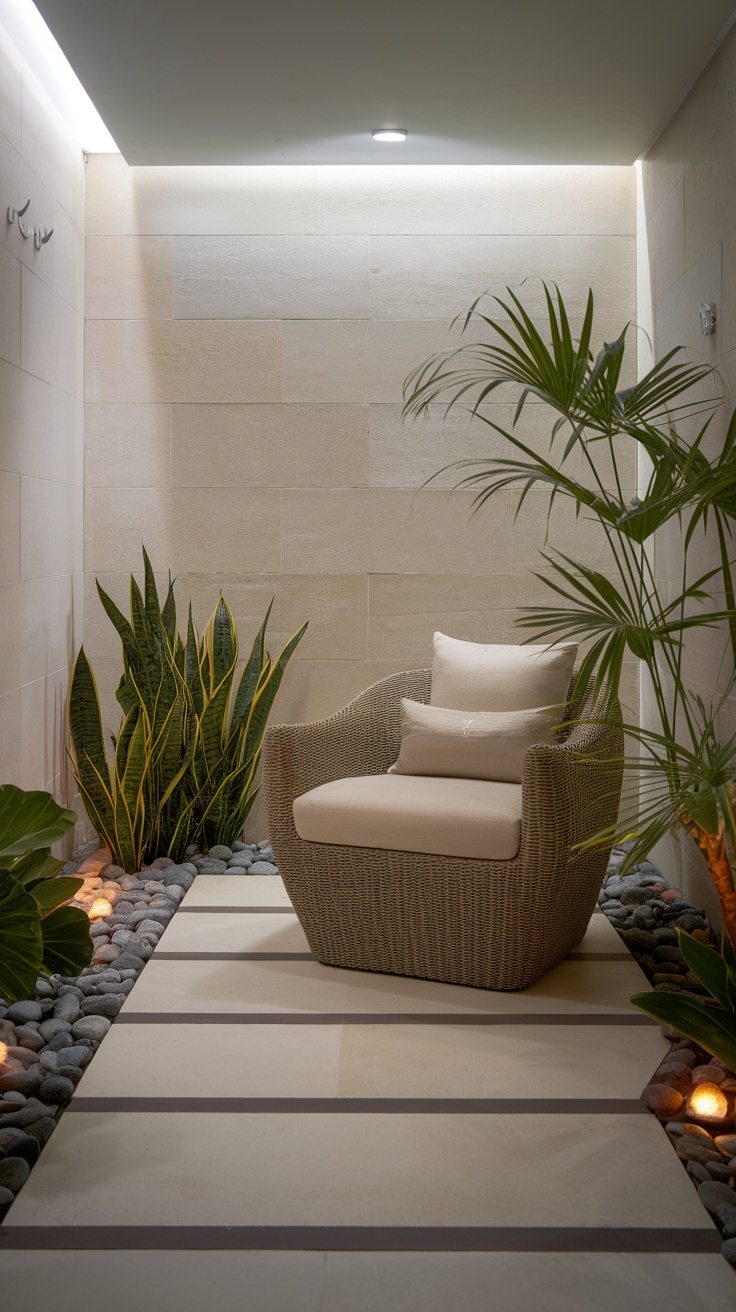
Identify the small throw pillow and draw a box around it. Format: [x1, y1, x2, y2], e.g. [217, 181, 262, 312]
[388, 699, 562, 784]
[430, 633, 577, 712]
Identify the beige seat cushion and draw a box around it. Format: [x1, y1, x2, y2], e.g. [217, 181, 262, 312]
[389, 698, 561, 783]
[430, 632, 577, 712]
[293, 774, 523, 861]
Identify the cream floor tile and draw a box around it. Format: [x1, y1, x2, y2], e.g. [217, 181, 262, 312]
[181, 874, 293, 908]
[120, 957, 350, 1015]
[4, 1111, 711, 1229]
[321, 1253, 736, 1312]
[75, 1023, 342, 1098]
[157, 910, 309, 954]
[336, 1024, 668, 1100]
[0, 1251, 326, 1312]
[340, 958, 649, 1016]
[573, 912, 630, 953]
[122, 953, 647, 1017]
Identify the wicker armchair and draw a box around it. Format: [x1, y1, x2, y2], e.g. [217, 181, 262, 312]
[263, 669, 623, 991]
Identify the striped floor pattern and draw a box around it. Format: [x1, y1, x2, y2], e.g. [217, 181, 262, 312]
[1, 874, 733, 1311]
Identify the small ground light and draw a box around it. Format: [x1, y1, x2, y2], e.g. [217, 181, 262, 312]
[372, 129, 407, 142]
[685, 1082, 731, 1126]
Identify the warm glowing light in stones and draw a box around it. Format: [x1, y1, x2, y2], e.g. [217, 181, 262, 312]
[88, 897, 113, 920]
[686, 1082, 730, 1124]
[0, 1041, 7, 1064]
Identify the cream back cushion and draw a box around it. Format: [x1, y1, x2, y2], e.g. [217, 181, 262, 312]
[430, 633, 577, 712]
[389, 698, 561, 784]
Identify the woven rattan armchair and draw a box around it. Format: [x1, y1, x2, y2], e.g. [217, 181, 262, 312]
[263, 669, 623, 991]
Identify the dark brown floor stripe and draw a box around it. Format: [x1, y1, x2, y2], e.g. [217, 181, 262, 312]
[116, 1011, 656, 1026]
[0, 1226, 720, 1253]
[567, 952, 632, 961]
[67, 1096, 649, 1115]
[153, 951, 314, 961]
[178, 906, 295, 914]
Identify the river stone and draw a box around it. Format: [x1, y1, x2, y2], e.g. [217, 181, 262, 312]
[715, 1134, 736, 1158]
[650, 1066, 692, 1093]
[6, 1001, 42, 1024]
[248, 861, 279, 874]
[192, 858, 227, 875]
[641, 1083, 684, 1117]
[57, 1045, 93, 1069]
[39, 1075, 74, 1102]
[6, 1132, 39, 1166]
[676, 1139, 723, 1165]
[692, 1065, 726, 1085]
[112, 953, 146, 972]
[162, 867, 194, 891]
[5, 1044, 39, 1069]
[706, 1162, 736, 1184]
[72, 1016, 111, 1041]
[0, 1156, 30, 1192]
[53, 995, 81, 1024]
[0, 1020, 16, 1043]
[25, 1116, 56, 1146]
[620, 928, 658, 953]
[0, 1070, 41, 1096]
[44, 1032, 74, 1054]
[39, 1052, 57, 1072]
[81, 994, 123, 1017]
[207, 845, 232, 861]
[687, 1161, 712, 1184]
[698, 1180, 736, 1214]
[38, 1019, 72, 1043]
[128, 908, 171, 927]
[654, 946, 684, 963]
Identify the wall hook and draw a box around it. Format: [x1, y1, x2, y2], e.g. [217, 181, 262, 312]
[33, 225, 53, 250]
[7, 198, 30, 225]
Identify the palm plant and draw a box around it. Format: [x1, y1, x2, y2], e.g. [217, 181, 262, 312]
[403, 285, 736, 954]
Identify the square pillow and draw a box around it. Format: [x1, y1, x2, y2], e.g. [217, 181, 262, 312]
[388, 698, 563, 784]
[430, 633, 577, 712]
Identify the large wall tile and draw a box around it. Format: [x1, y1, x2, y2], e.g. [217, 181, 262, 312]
[20, 65, 84, 225]
[367, 572, 552, 661]
[85, 154, 512, 237]
[719, 222, 736, 355]
[173, 236, 369, 319]
[369, 403, 510, 489]
[0, 470, 21, 583]
[86, 319, 282, 403]
[647, 179, 685, 303]
[0, 243, 21, 366]
[0, 577, 54, 698]
[509, 167, 635, 235]
[173, 402, 368, 488]
[84, 487, 282, 575]
[0, 20, 21, 151]
[511, 489, 622, 575]
[282, 489, 511, 575]
[274, 658, 405, 725]
[85, 403, 172, 488]
[21, 477, 83, 580]
[0, 359, 83, 484]
[684, 142, 736, 270]
[369, 235, 635, 323]
[653, 244, 721, 362]
[85, 236, 173, 320]
[21, 266, 83, 395]
[282, 320, 454, 403]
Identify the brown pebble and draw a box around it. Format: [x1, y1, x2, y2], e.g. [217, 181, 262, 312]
[692, 1066, 727, 1085]
[641, 1083, 684, 1117]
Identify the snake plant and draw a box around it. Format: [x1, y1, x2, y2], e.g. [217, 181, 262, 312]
[69, 547, 307, 870]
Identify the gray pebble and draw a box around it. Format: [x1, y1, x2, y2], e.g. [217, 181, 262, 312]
[698, 1181, 736, 1213]
[0, 1156, 30, 1192]
[44, 1032, 74, 1053]
[39, 1075, 74, 1103]
[2, 1092, 26, 1105]
[52, 997, 80, 1024]
[93, 944, 120, 963]
[33, 980, 55, 998]
[248, 861, 279, 875]
[14, 1025, 44, 1051]
[162, 868, 194, 891]
[72, 1016, 111, 1041]
[112, 953, 146, 972]
[39, 1052, 58, 1071]
[90, 922, 111, 939]
[6, 1001, 42, 1024]
[57, 1045, 93, 1069]
[207, 845, 232, 860]
[25, 1116, 56, 1146]
[6, 1132, 39, 1166]
[38, 1018, 72, 1042]
[191, 858, 228, 875]
[0, 1070, 42, 1096]
[81, 994, 123, 1017]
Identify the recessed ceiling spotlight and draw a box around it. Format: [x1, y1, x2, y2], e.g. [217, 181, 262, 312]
[372, 128, 408, 143]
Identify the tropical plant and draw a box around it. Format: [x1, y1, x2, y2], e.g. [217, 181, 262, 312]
[631, 929, 736, 1073]
[403, 283, 736, 980]
[68, 548, 308, 870]
[0, 785, 92, 1005]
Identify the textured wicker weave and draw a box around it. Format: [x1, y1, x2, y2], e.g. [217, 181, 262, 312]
[263, 669, 623, 991]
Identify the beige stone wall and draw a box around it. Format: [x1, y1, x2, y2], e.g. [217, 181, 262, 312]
[638, 25, 736, 919]
[0, 19, 84, 826]
[84, 155, 636, 834]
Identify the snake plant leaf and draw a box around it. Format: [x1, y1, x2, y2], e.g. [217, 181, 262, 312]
[32, 876, 84, 917]
[630, 989, 736, 1072]
[0, 784, 76, 860]
[231, 597, 273, 729]
[40, 905, 93, 978]
[677, 931, 731, 1009]
[0, 871, 43, 1003]
[243, 621, 309, 760]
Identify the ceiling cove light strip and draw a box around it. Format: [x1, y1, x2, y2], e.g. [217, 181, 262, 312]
[0, 0, 118, 150]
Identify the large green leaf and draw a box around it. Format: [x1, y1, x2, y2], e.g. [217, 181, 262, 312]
[630, 989, 736, 1071]
[6, 847, 65, 888]
[0, 785, 76, 859]
[0, 871, 43, 1004]
[32, 877, 84, 917]
[677, 930, 731, 1007]
[40, 906, 93, 978]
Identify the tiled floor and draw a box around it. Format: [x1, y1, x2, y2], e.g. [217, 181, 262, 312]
[1, 874, 734, 1310]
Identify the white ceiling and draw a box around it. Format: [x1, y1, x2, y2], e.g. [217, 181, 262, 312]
[33, 0, 736, 165]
